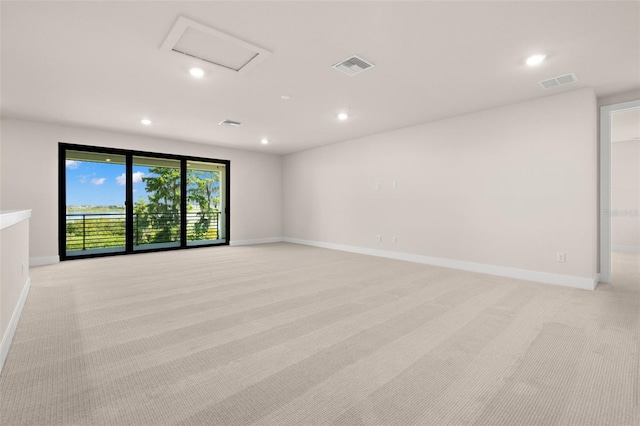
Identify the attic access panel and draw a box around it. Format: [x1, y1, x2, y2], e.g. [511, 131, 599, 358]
[161, 16, 271, 74]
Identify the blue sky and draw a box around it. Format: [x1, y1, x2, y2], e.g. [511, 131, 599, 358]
[65, 160, 149, 206]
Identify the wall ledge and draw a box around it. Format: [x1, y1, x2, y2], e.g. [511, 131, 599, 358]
[0, 210, 32, 230]
[283, 238, 598, 291]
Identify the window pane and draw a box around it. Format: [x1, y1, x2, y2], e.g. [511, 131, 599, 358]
[186, 160, 226, 246]
[132, 156, 181, 250]
[65, 150, 126, 256]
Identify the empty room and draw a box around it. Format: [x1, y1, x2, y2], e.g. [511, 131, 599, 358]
[1, 1, 639, 425]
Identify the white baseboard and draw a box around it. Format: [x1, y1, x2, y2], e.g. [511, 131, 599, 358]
[612, 245, 640, 253]
[0, 277, 31, 376]
[30, 256, 60, 266]
[230, 237, 284, 246]
[283, 238, 598, 291]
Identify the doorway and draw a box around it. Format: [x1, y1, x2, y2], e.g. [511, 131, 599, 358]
[59, 143, 230, 260]
[599, 100, 640, 283]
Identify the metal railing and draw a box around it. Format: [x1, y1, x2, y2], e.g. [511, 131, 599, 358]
[66, 211, 220, 251]
[66, 213, 126, 251]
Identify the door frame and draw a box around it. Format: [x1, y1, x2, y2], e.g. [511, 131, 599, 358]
[59, 142, 230, 260]
[599, 99, 640, 283]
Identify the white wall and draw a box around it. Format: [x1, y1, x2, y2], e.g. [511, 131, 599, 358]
[283, 89, 598, 287]
[611, 140, 640, 251]
[0, 118, 283, 262]
[1, 89, 600, 288]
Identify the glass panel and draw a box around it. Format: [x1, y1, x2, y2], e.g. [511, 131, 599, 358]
[186, 161, 226, 246]
[65, 150, 126, 256]
[132, 156, 182, 250]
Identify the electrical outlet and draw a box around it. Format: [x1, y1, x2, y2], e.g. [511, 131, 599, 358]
[392, 181, 398, 189]
[392, 236, 397, 244]
[375, 182, 381, 190]
[556, 253, 566, 263]
[375, 235, 382, 242]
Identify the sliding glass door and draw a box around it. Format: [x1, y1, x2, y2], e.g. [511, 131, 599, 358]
[64, 150, 127, 256]
[60, 144, 229, 260]
[132, 156, 182, 251]
[187, 160, 226, 246]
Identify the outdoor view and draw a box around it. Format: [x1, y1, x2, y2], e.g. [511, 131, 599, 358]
[65, 150, 225, 255]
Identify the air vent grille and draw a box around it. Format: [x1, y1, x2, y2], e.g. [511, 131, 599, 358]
[539, 73, 578, 89]
[219, 120, 242, 127]
[332, 55, 375, 76]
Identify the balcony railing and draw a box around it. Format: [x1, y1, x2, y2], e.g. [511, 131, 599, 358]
[66, 211, 220, 251]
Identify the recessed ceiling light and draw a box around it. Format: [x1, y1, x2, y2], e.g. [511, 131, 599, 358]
[526, 54, 546, 67]
[141, 118, 152, 125]
[338, 112, 349, 121]
[260, 138, 269, 145]
[106, 158, 111, 162]
[280, 95, 290, 100]
[189, 67, 205, 78]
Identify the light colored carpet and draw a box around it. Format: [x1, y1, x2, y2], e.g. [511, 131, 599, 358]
[0, 243, 638, 426]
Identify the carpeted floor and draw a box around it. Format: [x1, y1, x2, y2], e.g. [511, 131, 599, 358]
[0, 243, 638, 425]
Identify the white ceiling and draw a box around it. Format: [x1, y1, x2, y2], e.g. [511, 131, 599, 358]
[2, 1, 639, 154]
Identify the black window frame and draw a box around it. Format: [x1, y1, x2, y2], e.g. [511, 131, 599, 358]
[58, 142, 230, 261]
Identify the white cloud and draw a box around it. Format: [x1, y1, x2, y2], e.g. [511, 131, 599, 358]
[132, 171, 144, 184]
[66, 160, 80, 169]
[91, 178, 106, 185]
[116, 171, 144, 186]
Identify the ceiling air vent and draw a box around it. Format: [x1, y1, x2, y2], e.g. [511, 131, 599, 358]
[219, 120, 242, 127]
[332, 55, 375, 76]
[538, 73, 578, 89]
[161, 16, 271, 74]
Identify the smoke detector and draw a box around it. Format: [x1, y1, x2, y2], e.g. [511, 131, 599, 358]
[161, 16, 271, 74]
[332, 55, 375, 76]
[539, 73, 578, 89]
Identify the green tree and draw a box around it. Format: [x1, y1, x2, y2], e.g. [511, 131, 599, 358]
[187, 170, 220, 240]
[142, 167, 181, 243]
[133, 167, 220, 244]
[133, 199, 150, 245]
